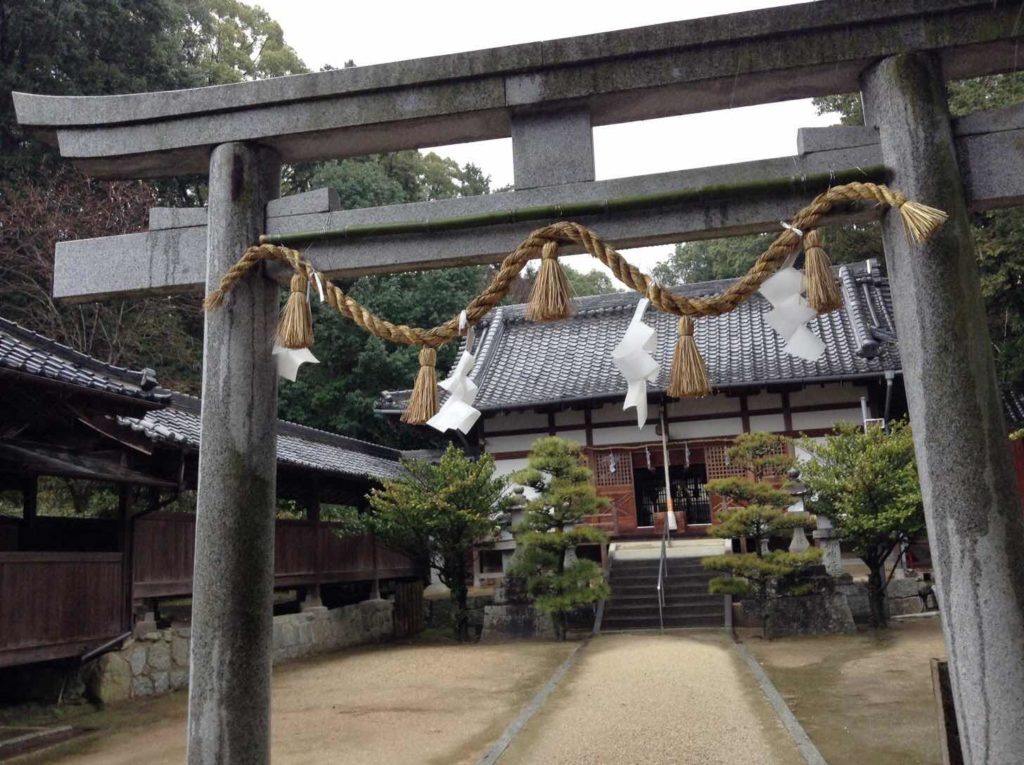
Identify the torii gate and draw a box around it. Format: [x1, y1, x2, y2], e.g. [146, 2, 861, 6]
[14, 1, 1024, 762]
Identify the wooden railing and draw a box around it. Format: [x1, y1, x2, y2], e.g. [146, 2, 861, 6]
[132, 512, 420, 599]
[0, 552, 125, 668]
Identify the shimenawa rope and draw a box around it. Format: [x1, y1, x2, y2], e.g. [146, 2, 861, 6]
[204, 182, 947, 423]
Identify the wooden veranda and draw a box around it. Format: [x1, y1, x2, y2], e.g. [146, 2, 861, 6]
[0, 317, 422, 669]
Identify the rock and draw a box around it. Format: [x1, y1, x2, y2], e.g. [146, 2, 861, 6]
[171, 634, 189, 667]
[132, 676, 154, 698]
[152, 671, 170, 695]
[128, 645, 148, 676]
[148, 641, 171, 671]
[140, 631, 162, 642]
[481, 604, 556, 641]
[170, 668, 188, 690]
[86, 653, 131, 705]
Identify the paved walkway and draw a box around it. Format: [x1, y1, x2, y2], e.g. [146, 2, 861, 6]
[499, 631, 804, 765]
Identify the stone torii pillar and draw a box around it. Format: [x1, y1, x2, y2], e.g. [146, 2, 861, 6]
[187, 143, 281, 764]
[862, 53, 1024, 763]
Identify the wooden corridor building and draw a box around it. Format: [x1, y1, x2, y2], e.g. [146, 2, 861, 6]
[0, 317, 421, 669]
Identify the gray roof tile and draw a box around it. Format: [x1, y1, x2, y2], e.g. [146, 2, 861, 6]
[0, 315, 407, 482]
[380, 260, 903, 413]
[0, 315, 170, 404]
[120, 394, 407, 481]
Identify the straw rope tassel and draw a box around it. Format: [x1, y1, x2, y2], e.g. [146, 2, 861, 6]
[277, 271, 314, 349]
[802, 228, 844, 314]
[401, 347, 439, 425]
[668, 316, 711, 398]
[526, 240, 574, 322]
[897, 200, 948, 243]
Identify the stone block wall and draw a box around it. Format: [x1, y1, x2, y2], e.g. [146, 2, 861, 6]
[272, 599, 392, 663]
[85, 599, 393, 705]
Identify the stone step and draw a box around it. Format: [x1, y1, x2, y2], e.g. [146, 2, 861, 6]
[604, 601, 723, 614]
[609, 573, 716, 587]
[610, 582, 713, 596]
[607, 593, 722, 609]
[601, 611, 725, 630]
[611, 558, 710, 571]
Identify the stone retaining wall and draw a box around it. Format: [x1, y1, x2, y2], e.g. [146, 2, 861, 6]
[85, 599, 393, 705]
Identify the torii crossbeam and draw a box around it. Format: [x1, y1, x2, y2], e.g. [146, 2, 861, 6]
[15, 2, 1024, 763]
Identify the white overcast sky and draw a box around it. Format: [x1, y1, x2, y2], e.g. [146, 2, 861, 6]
[255, 0, 839, 275]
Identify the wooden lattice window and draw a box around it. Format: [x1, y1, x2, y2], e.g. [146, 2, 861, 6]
[704, 443, 747, 481]
[588, 449, 634, 487]
[704, 440, 790, 480]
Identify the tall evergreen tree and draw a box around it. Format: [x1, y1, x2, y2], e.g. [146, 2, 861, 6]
[510, 437, 610, 639]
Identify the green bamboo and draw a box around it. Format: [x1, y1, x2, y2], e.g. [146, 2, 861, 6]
[260, 166, 890, 246]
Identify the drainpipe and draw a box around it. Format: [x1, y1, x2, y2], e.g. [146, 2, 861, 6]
[659, 403, 677, 540]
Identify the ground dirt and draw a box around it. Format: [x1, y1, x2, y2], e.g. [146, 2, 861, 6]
[743, 615, 947, 765]
[499, 631, 804, 765]
[12, 638, 574, 765]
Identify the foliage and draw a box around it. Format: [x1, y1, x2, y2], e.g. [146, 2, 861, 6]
[812, 73, 1024, 388]
[178, 0, 306, 86]
[368, 445, 511, 640]
[721, 432, 794, 480]
[707, 505, 810, 550]
[562, 265, 619, 297]
[798, 420, 924, 627]
[701, 433, 817, 636]
[650, 224, 879, 288]
[704, 548, 822, 638]
[0, 167, 204, 390]
[509, 437, 610, 638]
[705, 432, 808, 555]
[0, 0, 307, 394]
[0, 0, 306, 184]
[0, 0, 496, 443]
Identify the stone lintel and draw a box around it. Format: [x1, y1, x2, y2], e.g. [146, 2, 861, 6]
[52, 111, 1024, 302]
[13, 1, 1024, 178]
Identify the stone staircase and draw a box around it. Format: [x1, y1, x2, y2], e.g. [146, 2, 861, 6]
[601, 542, 728, 631]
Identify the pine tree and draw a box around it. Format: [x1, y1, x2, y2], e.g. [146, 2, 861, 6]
[702, 433, 820, 637]
[509, 437, 610, 639]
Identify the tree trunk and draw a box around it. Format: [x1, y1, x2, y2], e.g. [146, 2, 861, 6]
[452, 581, 470, 642]
[866, 564, 889, 628]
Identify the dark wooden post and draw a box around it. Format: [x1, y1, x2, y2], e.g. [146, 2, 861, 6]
[188, 142, 281, 765]
[118, 485, 133, 632]
[21, 476, 37, 524]
[303, 486, 324, 610]
[862, 53, 1024, 764]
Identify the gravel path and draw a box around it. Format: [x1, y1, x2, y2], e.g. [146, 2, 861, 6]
[499, 631, 804, 765]
[19, 641, 574, 765]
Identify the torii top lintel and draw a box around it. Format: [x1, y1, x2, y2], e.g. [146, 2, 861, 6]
[13, 0, 1024, 180]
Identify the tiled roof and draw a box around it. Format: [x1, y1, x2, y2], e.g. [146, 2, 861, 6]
[0, 315, 170, 405]
[1005, 390, 1024, 428]
[379, 261, 902, 413]
[120, 394, 407, 481]
[0, 315, 408, 482]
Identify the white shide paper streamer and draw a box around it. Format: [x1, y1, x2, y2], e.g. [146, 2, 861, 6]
[428, 318, 482, 435]
[272, 344, 320, 382]
[611, 298, 660, 428]
[758, 266, 825, 361]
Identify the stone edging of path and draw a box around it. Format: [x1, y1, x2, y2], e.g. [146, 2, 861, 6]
[476, 640, 587, 765]
[732, 641, 829, 765]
